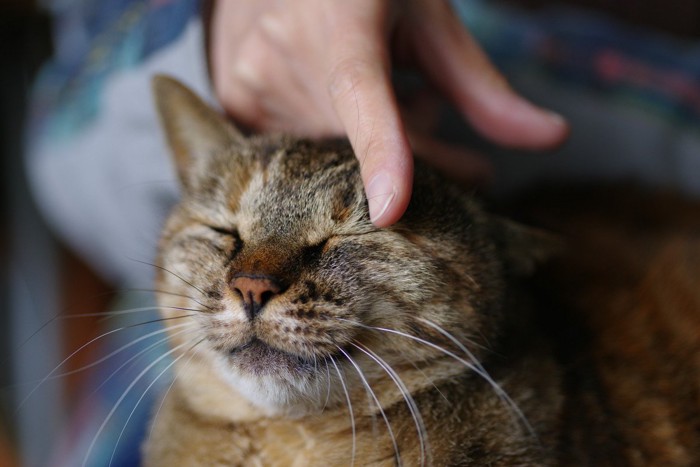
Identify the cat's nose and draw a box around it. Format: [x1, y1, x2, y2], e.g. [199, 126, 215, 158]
[230, 274, 282, 320]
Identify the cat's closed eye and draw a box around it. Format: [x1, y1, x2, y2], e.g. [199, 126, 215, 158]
[207, 225, 239, 238]
[302, 238, 330, 261]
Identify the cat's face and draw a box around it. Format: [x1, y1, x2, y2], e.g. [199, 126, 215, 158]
[153, 77, 539, 415]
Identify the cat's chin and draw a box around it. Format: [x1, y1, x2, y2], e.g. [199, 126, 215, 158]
[213, 340, 336, 417]
[228, 338, 316, 376]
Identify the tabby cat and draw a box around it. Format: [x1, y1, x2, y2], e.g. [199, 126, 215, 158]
[144, 76, 700, 466]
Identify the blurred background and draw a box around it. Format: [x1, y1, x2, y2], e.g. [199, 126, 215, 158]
[1, 0, 699, 465]
[1, 2, 115, 466]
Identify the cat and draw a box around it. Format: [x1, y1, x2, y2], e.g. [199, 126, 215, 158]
[508, 186, 700, 466]
[143, 75, 700, 466]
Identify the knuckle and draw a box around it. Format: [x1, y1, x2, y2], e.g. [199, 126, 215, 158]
[233, 30, 282, 92]
[327, 57, 377, 102]
[258, 12, 293, 50]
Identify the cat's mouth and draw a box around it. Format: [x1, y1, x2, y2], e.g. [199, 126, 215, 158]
[228, 338, 317, 374]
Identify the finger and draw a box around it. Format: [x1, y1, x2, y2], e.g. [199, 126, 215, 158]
[209, 0, 267, 108]
[326, 15, 413, 227]
[408, 0, 569, 150]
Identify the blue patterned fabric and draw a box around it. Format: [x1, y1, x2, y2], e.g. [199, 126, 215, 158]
[29, 0, 199, 144]
[454, 1, 700, 129]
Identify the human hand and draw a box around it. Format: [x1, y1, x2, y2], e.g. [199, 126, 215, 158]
[209, 0, 569, 227]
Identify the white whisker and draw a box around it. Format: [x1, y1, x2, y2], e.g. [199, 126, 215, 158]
[131, 259, 208, 298]
[122, 287, 214, 311]
[351, 342, 429, 466]
[416, 317, 489, 376]
[322, 357, 332, 412]
[96, 306, 205, 325]
[13, 305, 190, 355]
[409, 361, 449, 404]
[147, 340, 201, 442]
[88, 325, 199, 399]
[339, 319, 535, 438]
[17, 317, 193, 410]
[82, 339, 195, 467]
[337, 346, 402, 466]
[108, 338, 205, 466]
[40, 321, 194, 384]
[330, 356, 355, 467]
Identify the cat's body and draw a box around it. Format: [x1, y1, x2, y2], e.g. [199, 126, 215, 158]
[516, 187, 700, 465]
[144, 76, 700, 466]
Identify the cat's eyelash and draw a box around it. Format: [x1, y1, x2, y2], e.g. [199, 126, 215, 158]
[303, 238, 330, 261]
[311, 238, 329, 250]
[308, 238, 329, 252]
[205, 226, 243, 260]
[207, 225, 239, 238]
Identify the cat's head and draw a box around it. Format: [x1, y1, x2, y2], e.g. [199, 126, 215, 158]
[152, 76, 551, 416]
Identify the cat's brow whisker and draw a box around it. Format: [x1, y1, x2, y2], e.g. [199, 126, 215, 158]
[109, 338, 205, 466]
[351, 342, 429, 467]
[337, 346, 402, 467]
[330, 356, 356, 467]
[82, 338, 195, 467]
[17, 316, 196, 410]
[339, 319, 535, 438]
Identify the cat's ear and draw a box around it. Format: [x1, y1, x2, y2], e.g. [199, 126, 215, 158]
[490, 217, 563, 275]
[152, 75, 246, 189]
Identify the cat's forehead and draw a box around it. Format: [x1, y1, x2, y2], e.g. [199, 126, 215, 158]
[233, 140, 367, 241]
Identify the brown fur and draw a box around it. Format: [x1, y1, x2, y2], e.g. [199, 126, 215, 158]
[510, 187, 700, 465]
[144, 76, 700, 466]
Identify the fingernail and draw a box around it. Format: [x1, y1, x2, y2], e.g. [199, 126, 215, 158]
[366, 171, 396, 225]
[544, 109, 567, 127]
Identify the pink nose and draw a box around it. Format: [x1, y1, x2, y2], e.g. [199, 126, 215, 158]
[230, 274, 282, 320]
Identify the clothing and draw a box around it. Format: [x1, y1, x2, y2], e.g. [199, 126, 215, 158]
[27, 0, 206, 287]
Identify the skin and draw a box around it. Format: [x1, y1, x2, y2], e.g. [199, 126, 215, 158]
[209, 0, 569, 227]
